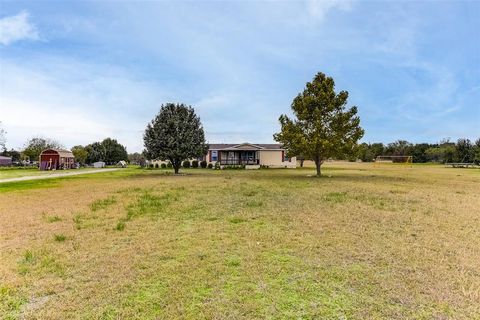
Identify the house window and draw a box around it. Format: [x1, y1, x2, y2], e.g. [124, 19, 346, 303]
[211, 151, 218, 161]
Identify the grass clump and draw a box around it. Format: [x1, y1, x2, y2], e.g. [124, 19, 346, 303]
[89, 196, 116, 212]
[229, 217, 247, 224]
[323, 191, 348, 203]
[54, 234, 66, 242]
[115, 221, 126, 231]
[47, 215, 62, 223]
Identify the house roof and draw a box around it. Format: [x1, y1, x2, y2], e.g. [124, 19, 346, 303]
[208, 143, 284, 151]
[40, 149, 74, 158]
[0, 156, 12, 160]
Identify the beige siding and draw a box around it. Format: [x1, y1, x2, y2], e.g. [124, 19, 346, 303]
[259, 150, 296, 168]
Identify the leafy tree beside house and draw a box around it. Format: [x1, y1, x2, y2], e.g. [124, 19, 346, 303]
[274, 72, 364, 176]
[71, 145, 88, 165]
[144, 103, 208, 174]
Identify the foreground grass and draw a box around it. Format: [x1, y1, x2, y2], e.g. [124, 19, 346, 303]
[0, 163, 479, 319]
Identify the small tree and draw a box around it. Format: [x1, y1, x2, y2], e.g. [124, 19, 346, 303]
[274, 72, 364, 176]
[144, 103, 208, 174]
[71, 145, 88, 165]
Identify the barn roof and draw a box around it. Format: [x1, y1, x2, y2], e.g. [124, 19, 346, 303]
[40, 149, 74, 158]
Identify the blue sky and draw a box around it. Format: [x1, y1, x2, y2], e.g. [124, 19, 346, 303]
[0, 0, 479, 152]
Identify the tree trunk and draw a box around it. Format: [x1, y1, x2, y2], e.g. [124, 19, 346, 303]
[171, 158, 180, 174]
[300, 159, 304, 167]
[314, 156, 323, 176]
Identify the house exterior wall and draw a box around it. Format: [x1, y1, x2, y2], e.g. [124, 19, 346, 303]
[258, 150, 296, 168]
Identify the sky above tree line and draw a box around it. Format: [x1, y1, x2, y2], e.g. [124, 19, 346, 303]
[0, 0, 479, 153]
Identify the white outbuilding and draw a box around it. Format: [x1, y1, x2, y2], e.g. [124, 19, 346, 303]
[93, 161, 106, 168]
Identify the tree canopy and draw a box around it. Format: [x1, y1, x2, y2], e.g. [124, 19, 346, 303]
[71, 145, 88, 164]
[274, 72, 364, 176]
[85, 138, 128, 164]
[144, 103, 208, 174]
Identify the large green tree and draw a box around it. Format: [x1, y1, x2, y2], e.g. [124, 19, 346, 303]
[274, 72, 364, 176]
[144, 103, 208, 174]
[101, 138, 128, 164]
[22, 137, 63, 161]
[84, 139, 128, 164]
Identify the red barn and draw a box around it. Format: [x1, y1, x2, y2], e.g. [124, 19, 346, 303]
[39, 149, 75, 170]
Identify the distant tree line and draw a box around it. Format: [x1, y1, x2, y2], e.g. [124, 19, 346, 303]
[0, 136, 128, 165]
[356, 138, 480, 164]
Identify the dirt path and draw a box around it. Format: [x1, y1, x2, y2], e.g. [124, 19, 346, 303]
[0, 168, 119, 184]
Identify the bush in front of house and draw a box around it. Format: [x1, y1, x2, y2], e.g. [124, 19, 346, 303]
[207, 163, 213, 169]
[183, 160, 191, 168]
[214, 162, 221, 170]
[161, 163, 167, 168]
[167, 162, 172, 168]
[192, 160, 199, 168]
[149, 163, 154, 168]
[155, 163, 159, 169]
[200, 160, 207, 168]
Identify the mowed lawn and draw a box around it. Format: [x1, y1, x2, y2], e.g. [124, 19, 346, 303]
[0, 163, 479, 319]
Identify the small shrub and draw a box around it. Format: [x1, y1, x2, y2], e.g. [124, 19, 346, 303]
[192, 160, 199, 168]
[47, 215, 61, 223]
[214, 162, 221, 170]
[161, 163, 167, 168]
[155, 163, 159, 169]
[200, 160, 207, 168]
[23, 250, 36, 264]
[167, 162, 172, 168]
[207, 163, 213, 169]
[115, 221, 125, 231]
[149, 163, 154, 168]
[54, 234, 66, 242]
[183, 161, 191, 168]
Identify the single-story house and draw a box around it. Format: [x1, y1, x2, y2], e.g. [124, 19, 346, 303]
[204, 143, 296, 168]
[0, 155, 12, 166]
[39, 149, 75, 170]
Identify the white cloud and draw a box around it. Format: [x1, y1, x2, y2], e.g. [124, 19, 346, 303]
[0, 10, 39, 45]
[306, 0, 354, 19]
[0, 57, 169, 152]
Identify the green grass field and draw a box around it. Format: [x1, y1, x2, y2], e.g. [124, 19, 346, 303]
[0, 163, 479, 319]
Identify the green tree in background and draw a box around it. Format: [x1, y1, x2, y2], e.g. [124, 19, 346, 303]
[144, 103, 208, 174]
[274, 72, 364, 176]
[85, 139, 128, 164]
[71, 145, 88, 165]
